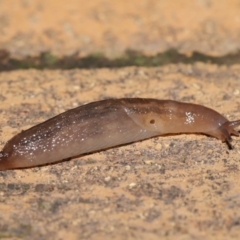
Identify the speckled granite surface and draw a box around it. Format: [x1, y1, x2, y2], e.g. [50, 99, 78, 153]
[0, 65, 240, 239]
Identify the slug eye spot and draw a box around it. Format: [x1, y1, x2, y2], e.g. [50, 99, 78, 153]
[150, 119, 155, 124]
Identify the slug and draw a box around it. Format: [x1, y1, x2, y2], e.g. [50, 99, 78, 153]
[0, 98, 239, 170]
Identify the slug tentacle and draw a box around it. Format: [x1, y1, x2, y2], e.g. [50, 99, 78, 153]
[222, 120, 240, 149]
[0, 98, 239, 170]
[205, 120, 240, 149]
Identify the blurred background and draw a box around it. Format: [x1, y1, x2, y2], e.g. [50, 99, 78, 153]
[1, 0, 240, 69]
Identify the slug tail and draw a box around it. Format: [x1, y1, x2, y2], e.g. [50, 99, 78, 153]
[0, 151, 6, 170]
[0, 151, 12, 170]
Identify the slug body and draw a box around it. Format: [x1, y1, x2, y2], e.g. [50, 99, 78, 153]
[0, 98, 239, 170]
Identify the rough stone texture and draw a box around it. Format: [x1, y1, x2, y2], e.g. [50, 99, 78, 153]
[0, 65, 240, 239]
[1, 0, 240, 58]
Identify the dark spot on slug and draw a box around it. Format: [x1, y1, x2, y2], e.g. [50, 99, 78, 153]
[150, 119, 155, 124]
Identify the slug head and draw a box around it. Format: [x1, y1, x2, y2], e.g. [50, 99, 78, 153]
[207, 120, 240, 149]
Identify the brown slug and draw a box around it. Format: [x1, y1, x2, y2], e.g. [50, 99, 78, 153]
[0, 98, 239, 170]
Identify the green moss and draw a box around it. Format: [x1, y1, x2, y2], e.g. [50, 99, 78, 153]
[40, 52, 58, 66]
[1, 48, 240, 71]
[0, 232, 12, 238]
[0, 224, 32, 238]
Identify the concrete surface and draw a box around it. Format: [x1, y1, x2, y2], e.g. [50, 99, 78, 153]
[1, 0, 240, 57]
[0, 65, 240, 239]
